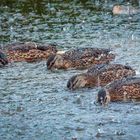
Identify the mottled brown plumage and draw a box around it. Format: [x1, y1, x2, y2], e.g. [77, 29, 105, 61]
[2, 42, 57, 62]
[96, 77, 140, 105]
[47, 48, 115, 70]
[67, 64, 136, 90]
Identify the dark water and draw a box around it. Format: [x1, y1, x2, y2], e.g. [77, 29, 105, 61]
[0, 0, 140, 140]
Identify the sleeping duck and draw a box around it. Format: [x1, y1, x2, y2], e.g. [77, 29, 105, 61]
[67, 64, 136, 90]
[2, 42, 57, 62]
[0, 50, 8, 67]
[47, 48, 115, 70]
[96, 76, 140, 106]
[112, 5, 139, 15]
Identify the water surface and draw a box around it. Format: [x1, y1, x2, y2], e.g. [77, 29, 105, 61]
[0, 0, 140, 139]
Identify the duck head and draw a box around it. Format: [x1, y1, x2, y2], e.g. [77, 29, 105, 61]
[0, 51, 8, 66]
[47, 54, 64, 69]
[95, 88, 111, 106]
[67, 74, 88, 90]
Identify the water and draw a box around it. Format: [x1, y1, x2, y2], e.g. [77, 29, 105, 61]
[0, 0, 140, 139]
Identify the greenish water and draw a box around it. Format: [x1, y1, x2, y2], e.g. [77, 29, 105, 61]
[0, 0, 140, 140]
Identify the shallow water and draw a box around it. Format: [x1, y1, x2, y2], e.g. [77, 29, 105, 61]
[0, 0, 140, 140]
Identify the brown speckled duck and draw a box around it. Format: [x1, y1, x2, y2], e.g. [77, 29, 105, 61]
[2, 42, 57, 62]
[96, 76, 140, 106]
[0, 50, 8, 67]
[67, 64, 136, 90]
[47, 48, 115, 70]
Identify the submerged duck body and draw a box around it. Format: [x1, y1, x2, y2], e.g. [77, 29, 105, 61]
[67, 64, 136, 90]
[47, 48, 115, 70]
[112, 5, 140, 15]
[0, 50, 8, 67]
[96, 77, 140, 105]
[2, 42, 57, 62]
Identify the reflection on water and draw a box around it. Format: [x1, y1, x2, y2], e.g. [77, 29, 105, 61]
[0, 0, 140, 140]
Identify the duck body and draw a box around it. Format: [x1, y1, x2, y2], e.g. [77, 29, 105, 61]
[67, 64, 136, 90]
[47, 48, 115, 70]
[113, 5, 140, 15]
[0, 50, 8, 67]
[96, 77, 140, 105]
[2, 42, 57, 62]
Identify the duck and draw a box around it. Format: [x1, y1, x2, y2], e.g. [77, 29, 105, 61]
[0, 50, 8, 67]
[2, 42, 57, 62]
[47, 48, 115, 70]
[96, 76, 140, 106]
[67, 64, 136, 90]
[112, 5, 139, 15]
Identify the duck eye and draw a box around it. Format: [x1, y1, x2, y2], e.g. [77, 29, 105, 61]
[50, 61, 55, 66]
